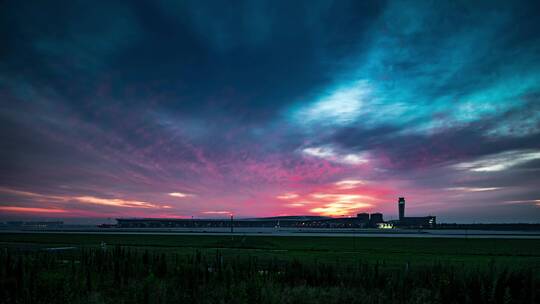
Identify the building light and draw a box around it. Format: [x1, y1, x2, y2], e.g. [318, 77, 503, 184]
[377, 222, 393, 229]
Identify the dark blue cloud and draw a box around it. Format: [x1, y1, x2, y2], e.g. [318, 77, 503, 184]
[1, 0, 540, 221]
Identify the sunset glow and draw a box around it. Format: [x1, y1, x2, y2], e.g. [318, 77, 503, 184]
[1, 1, 540, 223]
[0, 206, 67, 213]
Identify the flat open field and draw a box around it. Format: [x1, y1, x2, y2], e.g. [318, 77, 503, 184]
[1, 232, 539, 268]
[2, 232, 540, 303]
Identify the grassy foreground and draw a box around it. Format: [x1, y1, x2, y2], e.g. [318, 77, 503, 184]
[1, 233, 539, 267]
[1, 233, 539, 303]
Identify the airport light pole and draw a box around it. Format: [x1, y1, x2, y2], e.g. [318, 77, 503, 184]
[230, 214, 234, 240]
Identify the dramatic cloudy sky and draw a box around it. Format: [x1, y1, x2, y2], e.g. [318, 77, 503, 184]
[1, 0, 540, 223]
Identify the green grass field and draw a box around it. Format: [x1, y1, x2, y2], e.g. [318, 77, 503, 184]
[1, 233, 539, 268]
[2, 233, 540, 303]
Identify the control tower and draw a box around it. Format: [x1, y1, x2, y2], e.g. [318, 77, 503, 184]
[398, 197, 405, 221]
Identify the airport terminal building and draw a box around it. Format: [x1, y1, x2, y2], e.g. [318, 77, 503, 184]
[116, 216, 368, 229]
[392, 197, 436, 228]
[116, 197, 435, 229]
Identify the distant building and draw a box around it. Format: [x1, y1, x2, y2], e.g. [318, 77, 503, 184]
[115, 197, 435, 230]
[398, 216, 436, 228]
[356, 213, 369, 222]
[398, 197, 405, 220]
[116, 216, 367, 229]
[370, 213, 384, 224]
[394, 197, 436, 228]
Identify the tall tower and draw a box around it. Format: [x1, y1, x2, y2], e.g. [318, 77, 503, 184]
[398, 197, 405, 221]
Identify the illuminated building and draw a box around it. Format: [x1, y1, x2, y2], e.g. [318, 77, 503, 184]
[377, 222, 393, 229]
[394, 197, 436, 228]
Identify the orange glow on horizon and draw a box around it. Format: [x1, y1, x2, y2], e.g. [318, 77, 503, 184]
[310, 202, 371, 216]
[0, 206, 67, 213]
[0, 187, 170, 210]
[73, 196, 162, 209]
[201, 211, 232, 216]
[310, 193, 374, 201]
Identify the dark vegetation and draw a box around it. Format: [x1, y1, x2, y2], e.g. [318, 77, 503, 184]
[2, 233, 539, 266]
[1, 233, 539, 303]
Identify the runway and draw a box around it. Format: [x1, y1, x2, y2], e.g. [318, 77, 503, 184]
[2, 227, 540, 239]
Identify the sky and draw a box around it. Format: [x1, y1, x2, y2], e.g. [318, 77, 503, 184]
[1, 0, 540, 223]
